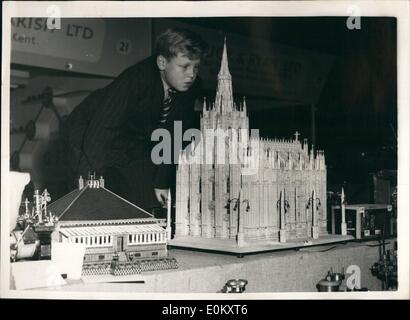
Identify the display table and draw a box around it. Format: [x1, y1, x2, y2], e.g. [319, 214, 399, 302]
[19, 238, 394, 293]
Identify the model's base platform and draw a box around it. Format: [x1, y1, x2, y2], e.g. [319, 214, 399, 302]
[168, 234, 354, 255]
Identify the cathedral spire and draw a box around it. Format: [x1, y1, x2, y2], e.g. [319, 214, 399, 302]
[203, 96, 207, 112]
[215, 37, 234, 113]
[218, 37, 232, 80]
[243, 96, 247, 113]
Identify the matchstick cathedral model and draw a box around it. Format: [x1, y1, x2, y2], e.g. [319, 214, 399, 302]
[174, 39, 328, 249]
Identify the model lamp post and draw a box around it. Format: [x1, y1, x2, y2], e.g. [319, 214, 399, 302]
[166, 189, 172, 240]
[276, 189, 290, 243]
[340, 187, 347, 236]
[306, 189, 321, 239]
[225, 193, 250, 247]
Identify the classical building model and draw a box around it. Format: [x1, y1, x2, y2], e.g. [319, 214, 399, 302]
[48, 174, 177, 275]
[174, 40, 327, 249]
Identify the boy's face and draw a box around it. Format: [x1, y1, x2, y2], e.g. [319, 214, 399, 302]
[158, 52, 200, 92]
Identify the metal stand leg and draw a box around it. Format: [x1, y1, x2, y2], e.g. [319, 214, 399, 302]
[356, 209, 361, 239]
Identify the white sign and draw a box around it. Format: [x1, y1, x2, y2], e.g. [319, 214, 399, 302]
[11, 18, 106, 62]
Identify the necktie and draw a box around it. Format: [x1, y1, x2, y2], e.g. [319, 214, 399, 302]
[159, 88, 176, 124]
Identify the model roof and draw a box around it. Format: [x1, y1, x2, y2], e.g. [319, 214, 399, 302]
[48, 184, 154, 222]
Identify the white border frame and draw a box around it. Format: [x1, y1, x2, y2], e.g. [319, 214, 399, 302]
[1, 0, 409, 300]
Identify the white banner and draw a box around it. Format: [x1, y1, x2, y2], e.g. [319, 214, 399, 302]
[11, 18, 105, 63]
[11, 18, 152, 77]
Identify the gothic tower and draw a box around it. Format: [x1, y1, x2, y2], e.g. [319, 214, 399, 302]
[175, 38, 328, 245]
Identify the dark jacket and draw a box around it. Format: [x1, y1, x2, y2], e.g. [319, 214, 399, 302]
[63, 56, 201, 209]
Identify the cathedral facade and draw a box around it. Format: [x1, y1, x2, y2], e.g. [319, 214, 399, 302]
[175, 40, 327, 246]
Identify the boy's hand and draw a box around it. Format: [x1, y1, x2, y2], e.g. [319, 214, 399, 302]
[154, 188, 169, 207]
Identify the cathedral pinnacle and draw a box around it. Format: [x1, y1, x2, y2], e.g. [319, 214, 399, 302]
[218, 37, 232, 80]
[243, 96, 247, 113]
[215, 37, 234, 113]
